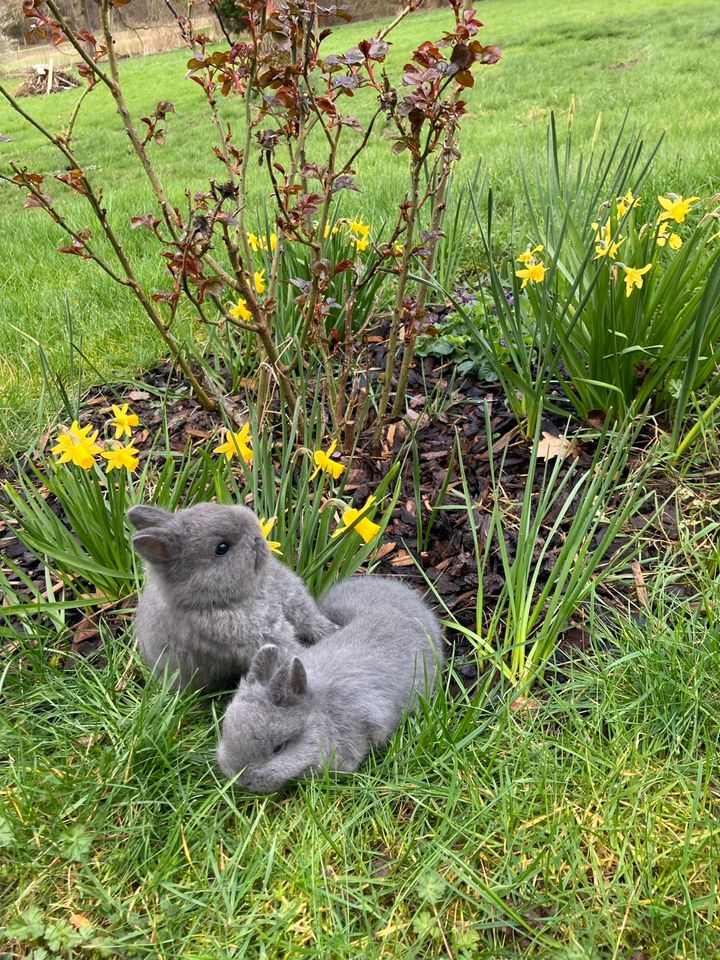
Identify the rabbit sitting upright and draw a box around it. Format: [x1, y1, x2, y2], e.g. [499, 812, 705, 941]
[216, 576, 444, 791]
[128, 502, 336, 692]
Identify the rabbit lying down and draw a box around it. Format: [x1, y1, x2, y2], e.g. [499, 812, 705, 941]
[128, 502, 336, 693]
[217, 576, 444, 792]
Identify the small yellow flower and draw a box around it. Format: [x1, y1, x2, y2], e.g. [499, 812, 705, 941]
[51, 420, 102, 470]
[348, 218, 370, 239]
[332, 495, 381, 544]
[254, 270, 266, 295]
[259, 516, 282, 555]
[658, 193, 700, 224]
[616, 189, 640, 218]
[515, 243, 544, 265]
[309, 440, 345, 481]
[323, 222, 341, 238]
[592, 220, 625, 260]
[622, 262, 652, 297]
[515, 262, 547, 290]
[657, 222, 683, 249]
[102, 442, 140, 473]
[229, 298, 252, 322]
[213, 424, 253, 463]
[353, 235, 369, 252]
[248, 231, 278, 252]
[108, 403, 139, 440]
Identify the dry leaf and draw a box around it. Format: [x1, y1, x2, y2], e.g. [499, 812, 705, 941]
[69, 914, 93, 929]
[631, 561, 648, 607]
[127, 389, 150, 401]
[376, 541, 397, 560]
[536, 430, 580, 461]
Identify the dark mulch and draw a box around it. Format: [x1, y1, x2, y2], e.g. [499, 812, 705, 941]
[0, 341, 692, 687]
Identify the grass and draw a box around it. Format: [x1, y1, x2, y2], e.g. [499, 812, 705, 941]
[3, 555, 720, 957]
[1, 0, 719, 450]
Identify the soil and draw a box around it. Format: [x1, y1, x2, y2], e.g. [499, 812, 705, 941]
[0, 342, 693, 690]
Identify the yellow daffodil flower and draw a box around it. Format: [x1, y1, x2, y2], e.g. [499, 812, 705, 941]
[515, 243, 544, 265]
[247, 231, 278, 253]
[108, 403, 139, 440]
[254, 270, 266, 295]
[213, 424, 253, 463]
[102, 442, 140, 473]
[348, 218, 370, 238]
[353, 235, 369, 252]
[616, 189, 640, 218]
[658, 193, 700, 224]
[259, 516, 282, 555]
[332, 495, 381, 544]
[230, 298, 252, 322]
[310, 440, 345, 481]
[656, 223, 683, 249]
[51, 420, 102, 470]
[593, 220, 625, 260]
[323, 222, 341, 238]
[622, 263, 652, 297]
[515, 262, 547, 290]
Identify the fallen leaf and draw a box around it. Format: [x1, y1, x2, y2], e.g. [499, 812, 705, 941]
[536, 430, 580, 461]
[69, 913, 93, 929]
[630, 561, 648, 607]
[127, 389, 150, 401]
[376, 541, 397, 560]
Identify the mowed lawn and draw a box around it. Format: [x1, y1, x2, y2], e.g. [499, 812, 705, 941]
[0, 0, 719, 450]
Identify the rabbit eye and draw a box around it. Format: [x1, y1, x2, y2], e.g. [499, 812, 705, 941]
[215, 541, 231, 556]
[272, 740, 288, 755]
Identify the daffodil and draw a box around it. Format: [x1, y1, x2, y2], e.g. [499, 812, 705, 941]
[323, 222, 341, 238]
[247, 231, 278, 252]
[254, 270, 266, 294]
[348, 218, 370, 239]
[515, 243, 544, 265]
[592, 220, 625, 260]
[348, 218, 370, 251]
[310, 440, 345, 480]
[515, 261, 547, 290]
[213, 424, 253, 463]
[622, 262, 652, 297]
[656, 223, 682, 249]
[616, 189, 640, 218]
[51, 420, 102, 470]
[332, 495, 381, 544]
[259, 517, 282, 555]
[102, 442, 140, 473]
[108, 403, 139, 440]
[658, 193, 700, 224]
[229, 298, 252, 322]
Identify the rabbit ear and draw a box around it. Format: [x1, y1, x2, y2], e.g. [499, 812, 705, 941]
[127, 505, 172, 530]
[270, 657, 307, 706]
[132, 528, 175, 564]
[252, 530, 268, 572]
[249, 644, 279, 684]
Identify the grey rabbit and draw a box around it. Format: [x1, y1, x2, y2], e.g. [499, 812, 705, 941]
[127, 502, 337, 692]
[217, 576, 444, 792]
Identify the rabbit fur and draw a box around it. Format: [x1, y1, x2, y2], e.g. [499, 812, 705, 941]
[128, 502, 336, 692]
[217, 575, 444, 792]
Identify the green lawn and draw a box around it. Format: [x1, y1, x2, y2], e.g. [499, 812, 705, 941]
[2, 555, 720, 956]
[1, 0, 719, 450]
